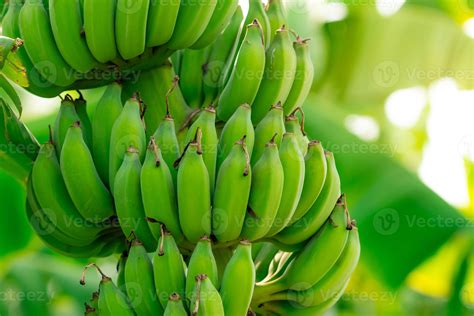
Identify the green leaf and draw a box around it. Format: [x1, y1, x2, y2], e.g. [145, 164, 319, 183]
[303, 98, 465, 289]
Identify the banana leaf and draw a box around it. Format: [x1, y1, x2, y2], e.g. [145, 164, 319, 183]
[304, 97, 465, 289]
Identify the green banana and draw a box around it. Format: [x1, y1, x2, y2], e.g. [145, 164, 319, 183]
[220, 241, 255, 316]
[241, 0, 271, 48]
[153, 104, 180, 185]
[92, 82, 124, 186]
[115, 0, 150, 60]
[185, 107, 218, 193]
[146, 0, 180, 47]
[83, 0, 118, 63]
[254, 199, 350, 301]
[217, 104, 254, 170]
[241, 135, 284, 241]
[191, 0, 239, 49]
[176, 129, 211, 243]
[49, 0, 98, 72]
[19, 0, 76, 87]
[179, 48, 208, 108]
[190, 274, 224, 316]
[284, 108, 309, 156]
[60, 122, 115, 223]
[74, 92, 93, 149]
[290, 141, 327, 224]
[26, 179, 123, 258]
[123, 63, 193, 134]
[116, 251, 128, 290]
[284, 37, 314, 115]
[80, 264, 135, 316]
[216, 20, 265, 122]
[125, 239, 163, 315]
[164, 293, 187, 316]
[53, 95, 80, 153]
[170, 50, 182, 75]
[254, 242, 280, 282]
[276, 226, 360, 307]
[153, 228, 186, 309]
[141, 138, 183, 243]
[114, 147, 156, 251]
[266, 0, 286, 44]
[109, 97, 146, 194]
[167, 0, 218, 50]
[275, 152, 340, 245]
[251, 102, 285, 165]
[202, 6, 244, 107]
[32, 142, 105, 243]
[251, 25, 297, 124]
[213, 137, 251, 243]
[266, 133, 305, 236]
[186, 236, 219, 299]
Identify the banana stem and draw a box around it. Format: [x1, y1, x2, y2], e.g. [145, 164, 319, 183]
[252, 278, 287, 306]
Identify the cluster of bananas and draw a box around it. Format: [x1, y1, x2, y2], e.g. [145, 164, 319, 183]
[80, 233, 255, 315]
[1, 0, 238, 97]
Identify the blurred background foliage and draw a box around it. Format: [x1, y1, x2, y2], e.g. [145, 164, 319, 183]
[0, 0, 473, 315]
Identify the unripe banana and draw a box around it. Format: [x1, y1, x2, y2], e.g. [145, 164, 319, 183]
[114, 147, 156, 251]
[220, 241, 255, 316]
[60, 122, 115, 223]
[153, 110, 180, 186]
[254, 242, 280, 282]
[170, 50, 183, 76]
[49, 0, 98, 72]
[146, 0, 180, 47]
[32, 142, 104, 244]
[167, 0, 218, 50]
[290, 140, 327, 223]
[254, 199, 350, 300]
[115, 0, 150, 60]
[125, 239, 163, 315]
[266, 133, 305, 236]
[164, 293, 187, 316]
[251, 102, 285, 165]
[266, 0, 286, 44]
[141, 138, 183, 243]
[109, 97, 146, 194]
[202, 6, 244, 107]
[216, 20, 265, 122]
[281, 225, 360, 307]
[284, 37, 314, 115]
[81, 264, 135, 316]
[186, 237, 219, 299]
[217, 104, 254, 170]
[154, 228, 186, 309]
[83, 0, 118, 63]
[124, 63, 193, 134]
[179, 48, 209, 108]
[276, 152, 340, 245]
[19, 0, 76, 87]
[213, 137, 251, 243]
[191, 0, 239, 49]
[53, 95, 81, 153]
[251, 25, 297, 124]
[74, 93, 93, 149]
[285, 108, 309, 156]
[241, 136, 284, 241]
[241, 0, 271, 48]
[190, 274, 224, 316]
[185, 107, 218, 193]
[116, 251, 128, 290]
[176, 130, 211, 243]
[92, 83, 124, 186]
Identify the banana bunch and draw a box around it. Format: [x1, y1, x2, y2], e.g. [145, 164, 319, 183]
[0, 0, 239, 97]
[80, 232, 256, 316]
[173, 0, 314, 125]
